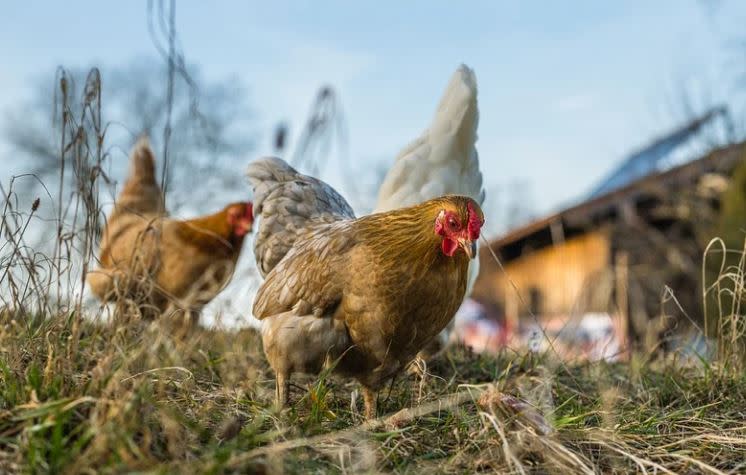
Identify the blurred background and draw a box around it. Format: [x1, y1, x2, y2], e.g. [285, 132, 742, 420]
[2, 1, 745, 358]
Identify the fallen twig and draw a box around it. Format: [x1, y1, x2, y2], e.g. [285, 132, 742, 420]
[226, 384, 495, 467]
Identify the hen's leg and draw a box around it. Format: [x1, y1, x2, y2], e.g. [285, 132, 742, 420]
[275, 371, 289, 409]
[362, 386, 377, 419]
[175, 308, 201, 336]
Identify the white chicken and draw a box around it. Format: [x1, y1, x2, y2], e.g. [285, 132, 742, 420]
[375, 64, 485, 358]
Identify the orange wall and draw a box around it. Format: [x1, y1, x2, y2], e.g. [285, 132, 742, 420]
[475, 230, 612, 326]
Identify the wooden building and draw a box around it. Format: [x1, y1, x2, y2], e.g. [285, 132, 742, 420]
[473, 120, 744, 344]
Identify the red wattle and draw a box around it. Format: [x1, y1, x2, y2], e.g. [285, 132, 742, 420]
[441, 238, 458, 256]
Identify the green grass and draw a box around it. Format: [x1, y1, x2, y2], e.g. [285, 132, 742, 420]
[2, 311, 746, 474]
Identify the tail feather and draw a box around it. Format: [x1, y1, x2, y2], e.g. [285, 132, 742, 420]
[245, 157, 301, 214]
[115, 136, 165, 216]
[129, 136, 158, 185]
[246, 157, 354, 277]
[375, 64, 484, 212]
[430, 64, 479, 152]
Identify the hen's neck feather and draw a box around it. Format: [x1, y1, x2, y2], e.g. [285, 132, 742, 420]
[353, 198, 469, 275]
[173, 209, 242, 253]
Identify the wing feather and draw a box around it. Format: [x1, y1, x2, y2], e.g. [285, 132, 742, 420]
[252, 222, 355, 320]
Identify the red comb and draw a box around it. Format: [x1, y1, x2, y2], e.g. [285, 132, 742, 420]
[467, 202, 483, 240]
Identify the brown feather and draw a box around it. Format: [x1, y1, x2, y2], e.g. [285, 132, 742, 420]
[172, 206, 248, 255]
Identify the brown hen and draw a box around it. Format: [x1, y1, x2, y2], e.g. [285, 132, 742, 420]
[248, 157, 484, 417]
[87, 138, 253, 325]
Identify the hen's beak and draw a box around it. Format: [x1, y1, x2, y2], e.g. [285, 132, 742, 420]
[459, 238, 477, 260]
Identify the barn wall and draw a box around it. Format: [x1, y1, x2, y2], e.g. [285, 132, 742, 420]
[475, 230, 612, 327]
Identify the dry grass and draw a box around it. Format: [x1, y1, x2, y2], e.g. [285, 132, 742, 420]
[2, 311, 746, 474]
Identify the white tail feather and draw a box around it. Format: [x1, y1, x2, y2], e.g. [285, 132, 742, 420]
[375, 64, 484, 213]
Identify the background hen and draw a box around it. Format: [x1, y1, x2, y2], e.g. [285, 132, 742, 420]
[375, 64, 485, 358]
[248, 157, 484, 418]
[87, 138, 254, 325]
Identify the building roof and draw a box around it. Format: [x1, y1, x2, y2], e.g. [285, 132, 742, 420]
[587, 107, 731, 199]
[489, 141, 745, 252]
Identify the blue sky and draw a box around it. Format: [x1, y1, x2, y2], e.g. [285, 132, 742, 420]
[2, 1, 746, 221]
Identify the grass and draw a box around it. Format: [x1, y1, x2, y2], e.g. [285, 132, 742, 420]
[1, 310, 746, 474]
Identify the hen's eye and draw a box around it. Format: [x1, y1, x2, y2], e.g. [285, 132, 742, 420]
[447, 217, 460, 230]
